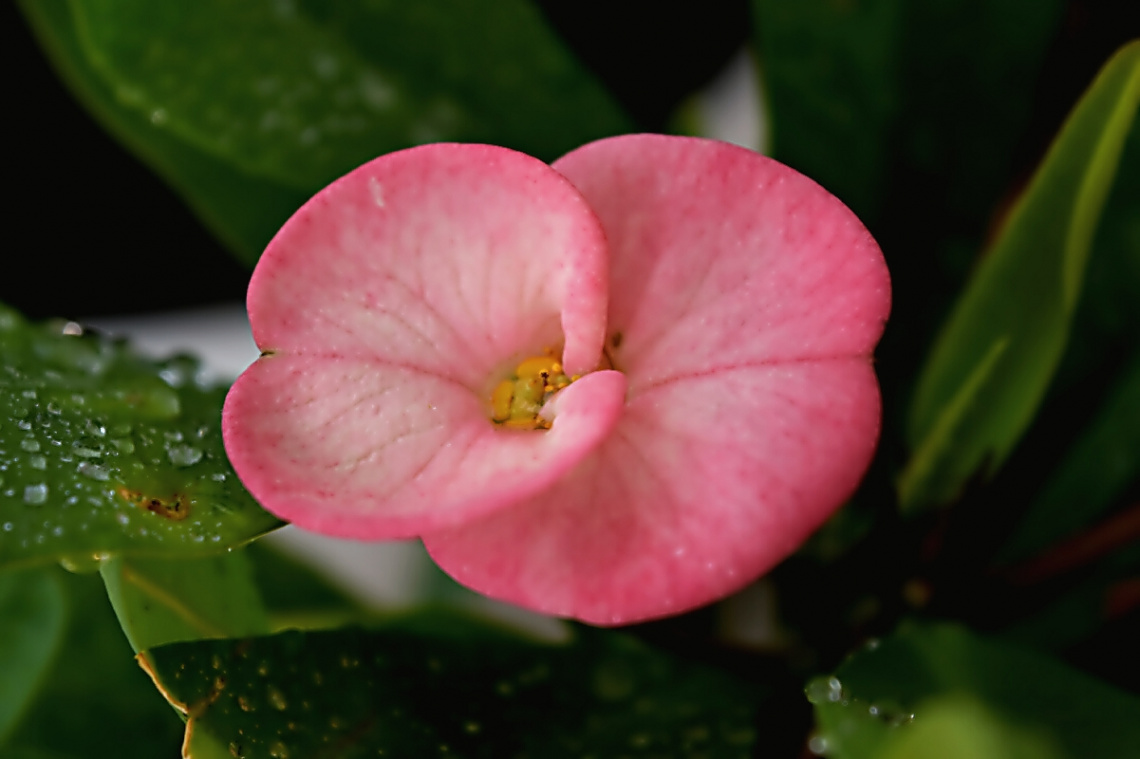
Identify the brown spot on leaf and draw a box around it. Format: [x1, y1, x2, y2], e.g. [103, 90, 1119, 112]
[118, 488, 190, 521]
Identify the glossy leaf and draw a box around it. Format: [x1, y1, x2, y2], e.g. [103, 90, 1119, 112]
[996, 120, 1140, 562]
[901, 41, 1140, 510]
[72, 0, 629, 185]
[2, 570, 184, 758]
[0, 303, 281, 570]
[20, 1, 630, 268]
[0, 571, 65, 745]
[17, 0, 308, 267]
[141, 614, 764, 758]
[809, 622, 1140, 759]
[101, 550, 269, 653]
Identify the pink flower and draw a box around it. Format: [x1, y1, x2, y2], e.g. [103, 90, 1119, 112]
[222, 135, 890, 625]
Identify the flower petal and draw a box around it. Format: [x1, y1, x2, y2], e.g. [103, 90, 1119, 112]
[552, 134, 890, 389]
[425, 360, 882, 625]
[425, 135, 890, 624]
[223, 144, 613, 535]
[246, 143, 608, 382]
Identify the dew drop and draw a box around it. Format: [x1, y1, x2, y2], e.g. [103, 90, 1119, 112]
[268, 686, 288, 711]
[20, 438, 41, 452]
[805, 677, 832, 705]
[112, 439, 135, 454]
[268, 742, 289, 759]
[29, 455, 47, 470]
[73, 445, 102, 459]
[77, 461, 111, 481]
[464, 721, 481, 734]
[808, 734, 830, 755]
[24, 483, 48, 504]
[167, 444, 203, 467]
[2, 522, 13, 532]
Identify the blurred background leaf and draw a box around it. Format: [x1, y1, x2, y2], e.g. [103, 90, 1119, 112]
[101, 550, 269, 652]
[0, 571, 65, 746]
[0, 302, 281, 571]
[1, 570, 184, 759]
[19, 0, 632, 268]
[810, 622, 1140, 759]
[900, 40, 1140, 511]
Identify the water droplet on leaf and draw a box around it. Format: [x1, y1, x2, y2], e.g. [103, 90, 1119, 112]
[167, 444, 203, 467]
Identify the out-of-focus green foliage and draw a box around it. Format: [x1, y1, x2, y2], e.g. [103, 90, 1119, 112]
[901, 41, 1140, 510]
[1, 570, 185, 758]
[0, 571, 65, 745]
[810, 622, 1140, 759]
[751, 0, 1062, 230]
[101, 551, 269, 653]
[18, 0, 631, 267]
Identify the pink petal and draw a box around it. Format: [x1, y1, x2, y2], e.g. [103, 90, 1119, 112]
[425, 135, 890, 624]
[555, 134, 890, 389]
[425, 362, 881, 625]
[223, 144, 613, 536]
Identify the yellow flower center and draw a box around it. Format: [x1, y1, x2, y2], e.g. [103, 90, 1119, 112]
[489, 352, 576, 430]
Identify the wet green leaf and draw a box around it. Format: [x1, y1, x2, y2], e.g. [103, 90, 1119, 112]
[809, 622, 1140, 759]
[17, 0, 308, 268]
[101, 550, 270, 653]
[3, 570, 184, 758]
[141, 613, 763, 758]
[0, 571, 66, 745]
[901, 41, 1140, 511]
[0, 303, 281, 570]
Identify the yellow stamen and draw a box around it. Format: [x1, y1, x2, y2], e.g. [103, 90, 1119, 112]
[489, 351, 575, 430]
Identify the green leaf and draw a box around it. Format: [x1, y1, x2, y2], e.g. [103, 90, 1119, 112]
[72, 0, 630, 185]
[0, 303, 281, 570]
[101, 550, 270, 653]
[244, 540, 368, 631]
[751, 0, 1062, 226]
[750, 0, 904, 220]
[901, 40, 1140, 511]
[141, 613, 764, 758]
[0, 571, 66, 745]
[19, 0, 631, 267]
[17, 0, 309, 267]
[3, 570, 184, 758]
[809, 622, 1140, 759]
[1000, 348, 1140, 562]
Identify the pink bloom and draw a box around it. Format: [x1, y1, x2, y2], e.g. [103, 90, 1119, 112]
[222, 135, 890, 625]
